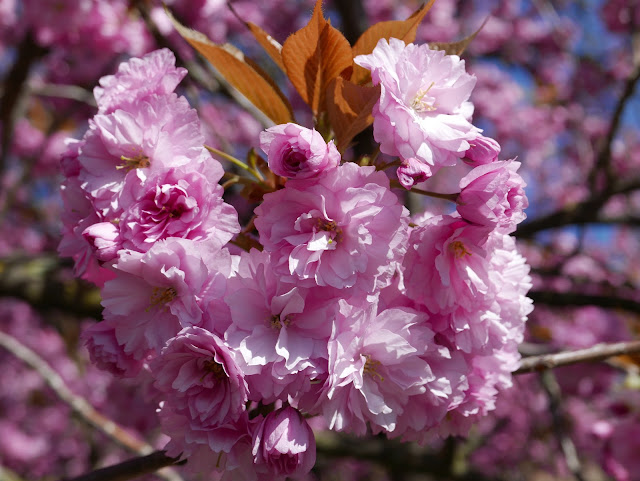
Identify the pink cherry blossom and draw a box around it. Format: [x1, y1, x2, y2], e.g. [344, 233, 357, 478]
[403, 214, 493, 316]
[151, 327, 249, 428]
[254, 163, 409, 293]
[94, 48, 187, 114]
[159, 404, 253, 476]
[82, 221, 121, 263]
[321, 302, 449, 436]
[100, 238, 232, 355]
[82, 319, 145, 378]
[224, 249, 336, 403]
[260, 123, 341, 179]
[78, 93, 220, 217]
[355, 38, 480, 188]
[464, 134, 501, 165]
[118, 163, 239, 251]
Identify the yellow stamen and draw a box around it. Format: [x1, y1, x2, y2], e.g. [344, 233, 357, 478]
[315, 218, 343, 243]
[270, 314, 291, 330]
[117, 153, 150, 171]
[363, 354, 384, 382]
[410, 81, 437, 112]
[449, 240, 471, 259]
[202, 359, 226, 381]
[146, 286, 177, 312]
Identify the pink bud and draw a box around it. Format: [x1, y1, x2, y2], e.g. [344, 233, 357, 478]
[464, 134, 501, 165]
[82, 222, 121, 263]
[252, 406, 316, 477]
[457, 160, 528, 232]
[260, 123, 340, 179]
[397, 157, 432, 189]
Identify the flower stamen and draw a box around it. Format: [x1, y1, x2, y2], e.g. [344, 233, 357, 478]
[449, 240, 471, 258]
[363, 354, 384, 382]
[411, 81, 437, 112]
[117, 153, 150, 171]
[315, 218, 343, 243]
[269, 314, 291, 330]
[146, 286, 177, 311]
[202, 358, 226, 381]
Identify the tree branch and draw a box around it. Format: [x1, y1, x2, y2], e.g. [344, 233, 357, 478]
[539, 371, 586, 481]
[0, 255, 102, 319]
[588, 34, 640, 189]
[60, 452, 180, 481]
[515, 340, 640, 374]
[0, 330, 152, 454]
[515, 60, 640, 239]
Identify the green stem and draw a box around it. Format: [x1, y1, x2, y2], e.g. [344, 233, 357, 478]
[390, 180, 459, 202]
[205, 145, 250, 170]
[205, 145, 265, 181]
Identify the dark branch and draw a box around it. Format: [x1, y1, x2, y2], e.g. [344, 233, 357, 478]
[0, 34, 47, 172]
[588, 61, 640, 189]
[539, 371, 586, 481]
[528, 290, 640, 315]
[0, 255, 102, 319]
[59, 452, 180, 481]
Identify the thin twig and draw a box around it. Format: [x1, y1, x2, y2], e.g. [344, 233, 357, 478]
[389, 180, 459, 201]
[28, 83, 97, 106]
[539, 371, 586, 481]
[515, 340, 640, 374]
[0, 330, 152, 453]
[0, 331, 185, 481]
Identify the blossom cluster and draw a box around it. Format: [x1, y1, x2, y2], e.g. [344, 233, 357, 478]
[60, 38, 532, 480]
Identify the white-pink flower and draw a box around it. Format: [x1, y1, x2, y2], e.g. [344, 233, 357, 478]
[101, 238, 232, 355]
[224, 249, 336, 403]
[94, 48, 187, 114]
[79, 93, 221, 217]
[403, 214, 492, 316]
[254, 163, 409, 293]
[321, 302, 445, 436]
[82, 319, 145, 377]
[355, 38, 480, 188]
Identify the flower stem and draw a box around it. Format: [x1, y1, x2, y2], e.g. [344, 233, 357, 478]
[205, 145, 265, 182]
[390, 180, 459, 202]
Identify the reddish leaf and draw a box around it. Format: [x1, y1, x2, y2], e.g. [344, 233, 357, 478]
[281, 0, 352, 116]
[168, 10, 294, 125]
[247, 22, 285, 71]
[351, 0, 436, 85]
[326, 77, 380, 153]
[429, 17, 490, 56]
[226, 2, 285, 71]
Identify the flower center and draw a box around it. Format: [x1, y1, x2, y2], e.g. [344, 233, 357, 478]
[315, 218, 343, 244]
[269, 314, 291, 330]
[202, 359, 226, 380]
[449, 240, 471, 258]
[118, 152, 150, 171]
[410, 82, 437, 112]
[363, 354, 384, 382]
[284, 148, 307, 171]
[146, 286, 177, 311]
